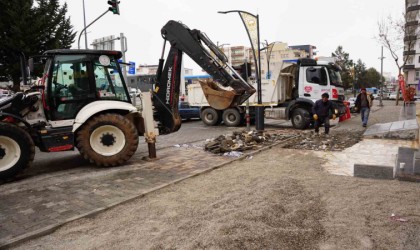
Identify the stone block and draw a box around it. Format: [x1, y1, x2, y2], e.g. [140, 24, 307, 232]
[354, 164, 394, 180]
[413, 151, 420, 175]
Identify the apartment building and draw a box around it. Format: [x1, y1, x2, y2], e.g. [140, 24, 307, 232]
[220, 43, 310, 80]
[404, 0, 420, 87]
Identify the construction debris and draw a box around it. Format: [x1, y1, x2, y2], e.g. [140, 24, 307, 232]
[282, 130, 364, 151]
[204, 130, 295, 154]
[204, 129, 364, 155]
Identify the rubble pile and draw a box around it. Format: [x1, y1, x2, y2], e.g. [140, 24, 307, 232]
[282, 130, 364, 151]
[204, 130, 295, 154]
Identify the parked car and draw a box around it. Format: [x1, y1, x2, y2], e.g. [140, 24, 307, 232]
[179, 101, 201, 120]
[388, 92, 401, 100]
[347, 97, 356, 113]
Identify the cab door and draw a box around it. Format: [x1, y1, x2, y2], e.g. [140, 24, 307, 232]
[47, 55, 96, 120]
[300, 66, 329, 100]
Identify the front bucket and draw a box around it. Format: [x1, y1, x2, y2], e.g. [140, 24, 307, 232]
[199, 80, 239, 110]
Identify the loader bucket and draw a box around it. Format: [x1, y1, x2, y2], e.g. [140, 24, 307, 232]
[199, 80, 241, 110]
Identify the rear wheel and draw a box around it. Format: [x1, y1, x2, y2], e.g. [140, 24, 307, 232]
[291, 108, 310, 129]
[0, 123, 35, 180]
[222, 108, 242, 127]
[76, 114, 139, 167]
[201, 108, 221, 126]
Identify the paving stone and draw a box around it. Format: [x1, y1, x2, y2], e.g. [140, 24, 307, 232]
[354, 164, 395, 180]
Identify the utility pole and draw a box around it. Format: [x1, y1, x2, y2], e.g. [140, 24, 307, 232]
[379, 46, 385, 106]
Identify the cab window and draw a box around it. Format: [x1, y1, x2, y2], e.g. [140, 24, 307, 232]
[48, 55, 94, 120]
[93, 56, 129, 102]
[306, 67, 327, 85]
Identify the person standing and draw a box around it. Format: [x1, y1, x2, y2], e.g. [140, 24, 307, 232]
[312, 92, 337, 136]
[354, 88, 374, 127]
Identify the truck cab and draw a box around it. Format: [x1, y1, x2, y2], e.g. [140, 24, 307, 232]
[273, 58, 346, 129]
[295, 58, 345, 103]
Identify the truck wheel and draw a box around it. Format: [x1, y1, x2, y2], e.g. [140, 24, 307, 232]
[76, 114, 139, 167]
[0, 123, 35, 180]
[291, 108, 310, 129]
[201, 108, 221, 126]
[223, 108, 242, 127]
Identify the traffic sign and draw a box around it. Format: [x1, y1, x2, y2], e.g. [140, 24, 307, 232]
[128, 61, 136, 74]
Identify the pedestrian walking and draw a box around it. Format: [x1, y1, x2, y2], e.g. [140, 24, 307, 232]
[354, 88, 374, 127]
[312, 92, 336, 136]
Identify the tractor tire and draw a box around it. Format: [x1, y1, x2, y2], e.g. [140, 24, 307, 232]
[0, 123, 35, 180]
[291, 108, 310, 130]
[76, 113, 139, 167]
[222, 108, 242, 127]
[201, 108, 221, 126]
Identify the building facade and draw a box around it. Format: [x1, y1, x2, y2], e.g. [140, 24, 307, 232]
[404, 0, 420, 88]
[220, 43, 310, 80]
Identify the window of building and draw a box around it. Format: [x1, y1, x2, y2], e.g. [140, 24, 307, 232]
[416, 71, 420, 81]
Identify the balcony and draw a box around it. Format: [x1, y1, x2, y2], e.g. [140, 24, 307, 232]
[403, 65, 415, 71]
[231, 51, 244, 57]
[405, 20, 419, 27]
[407, 5, 420, 12]
[230, 46, 245, 50]
[404, 35, 417, 42]
[403, 50, 416, 56]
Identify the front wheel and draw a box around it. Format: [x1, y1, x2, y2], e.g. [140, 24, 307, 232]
[0, 123, 35, 180]
[291, 108, 310, 129]
[76, 114, 139, 167]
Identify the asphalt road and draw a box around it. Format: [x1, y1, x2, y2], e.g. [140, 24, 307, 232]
[22, 118, 289, 180]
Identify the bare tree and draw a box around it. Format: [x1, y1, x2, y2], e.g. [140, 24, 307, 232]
[377, 13, 416, 105]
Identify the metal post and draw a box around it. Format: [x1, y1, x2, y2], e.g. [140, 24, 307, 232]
[244, 59, 250, 131]
[379, 46, 384, 106]
[82, 0, 88, 49]
[120, 33, 128, 83]
[255, 14, 264, 132]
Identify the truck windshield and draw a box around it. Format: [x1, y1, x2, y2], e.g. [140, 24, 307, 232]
[327, 68, 343, 87]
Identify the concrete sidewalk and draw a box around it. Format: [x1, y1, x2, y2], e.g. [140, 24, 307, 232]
[0, 131, 296, 249]
[316, 102, 420, 179]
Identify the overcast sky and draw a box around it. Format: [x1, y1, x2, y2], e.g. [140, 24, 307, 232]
[60, 0, 404, 77]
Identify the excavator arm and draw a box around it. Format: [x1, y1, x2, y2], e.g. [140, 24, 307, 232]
[153, 20, 255, 134]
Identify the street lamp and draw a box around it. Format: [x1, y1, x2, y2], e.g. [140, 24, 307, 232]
[216, 42, 230, 48]
[218, 10, 264, 132]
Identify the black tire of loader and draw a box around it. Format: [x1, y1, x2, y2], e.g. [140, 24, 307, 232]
[0, 123, 35, 180]
[76, 114, 139, 167]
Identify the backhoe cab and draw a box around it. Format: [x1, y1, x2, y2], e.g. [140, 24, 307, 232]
[0, 49, 157, 180]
